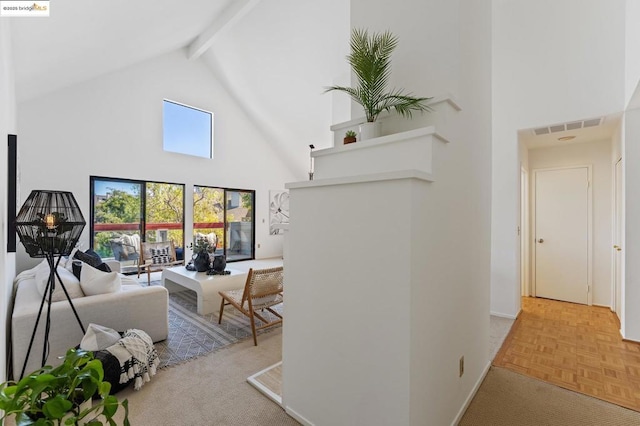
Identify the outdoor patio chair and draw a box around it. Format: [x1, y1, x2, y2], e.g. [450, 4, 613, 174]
[217, 266, 283, 346]
[138, 240, 184, 285]
[109, 234, 140, 264]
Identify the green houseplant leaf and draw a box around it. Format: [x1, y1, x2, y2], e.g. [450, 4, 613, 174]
[325, 28, 432, 123]
[0, 348, 130, 426]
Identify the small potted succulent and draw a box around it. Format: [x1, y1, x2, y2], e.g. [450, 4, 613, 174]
[344, 130, 357, 144]
[0, 348, 130, 425]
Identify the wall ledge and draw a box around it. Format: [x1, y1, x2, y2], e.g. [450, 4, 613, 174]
[330, 93, 462, 132]
[286, 169, 434, 190]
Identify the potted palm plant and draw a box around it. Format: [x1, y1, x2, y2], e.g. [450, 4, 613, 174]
[0, 348, 130, 426]
[325, 28, 432, 140]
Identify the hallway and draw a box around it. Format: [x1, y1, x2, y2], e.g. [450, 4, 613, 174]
[493, 297, 640, 411]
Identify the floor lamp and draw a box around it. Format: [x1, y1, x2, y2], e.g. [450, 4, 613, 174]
[14, 190, 87, 378]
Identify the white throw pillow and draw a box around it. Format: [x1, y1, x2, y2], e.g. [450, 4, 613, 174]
[80, 263, 122, 296]
[63, 247, 80, 271]
[80, 323, 121, 351]
[35, 264, 84, 302]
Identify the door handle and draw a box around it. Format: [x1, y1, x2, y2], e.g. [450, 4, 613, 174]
[614, 245, 622, 251]
[537, 238, 544, 243]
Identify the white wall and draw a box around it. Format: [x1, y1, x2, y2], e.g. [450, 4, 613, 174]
[625, 0, 640, 108]
[623, 108, 640, 341]
[528, 140, 613, 306]
[201, 0, 350, 168]
[351, 0, 459, 128]
[0, 19, 17, 381]
[16, 48, 296, 272]
[282, 0, 492, 424]
[491, 0, 626, 317]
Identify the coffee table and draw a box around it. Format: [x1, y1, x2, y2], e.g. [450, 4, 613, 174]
[161, 267, 247, 315]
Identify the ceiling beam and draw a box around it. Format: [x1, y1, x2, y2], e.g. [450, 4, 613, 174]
[187, 0, 261, 60]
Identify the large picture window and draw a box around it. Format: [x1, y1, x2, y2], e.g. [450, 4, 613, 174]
[194, 186, 255, 262]
[91, 177, 185, 272]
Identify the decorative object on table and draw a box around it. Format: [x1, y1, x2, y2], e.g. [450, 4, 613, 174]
[193, 250, 210, 273]
[189, 233, 215, 273]
[14, 190, 87, 379]
[0, 348, 130, 426]
[324, 28, 432, 140]
[207, 269, 230, 276]
[308, 143, 315, 180]
[211, 254, 227, 273]
[344, 130, 357, 144]
[269, 190, 290, 235]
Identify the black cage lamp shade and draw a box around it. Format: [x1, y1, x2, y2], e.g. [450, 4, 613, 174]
[15, 190, 86, 258]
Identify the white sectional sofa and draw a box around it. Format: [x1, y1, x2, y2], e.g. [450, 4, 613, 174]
[11, 261, 168, 378]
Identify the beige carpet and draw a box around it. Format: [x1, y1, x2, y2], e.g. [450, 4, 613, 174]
[460, 366, 640, 426]
[112, 328, 299, 425]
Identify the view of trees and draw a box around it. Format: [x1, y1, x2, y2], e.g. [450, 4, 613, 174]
[95, 187, 140, 224]
[194, 186, 225, 248]
[93, 181, 184, 258]
[93, 184, 141, 258]
[92, 179, 254, 261]
[145, 182, 184, 245]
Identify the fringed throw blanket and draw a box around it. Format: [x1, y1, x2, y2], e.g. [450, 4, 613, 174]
[106, 329, 159, 390]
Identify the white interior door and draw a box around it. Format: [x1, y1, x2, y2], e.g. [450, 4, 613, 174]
[520, 168, 529, 296]
[613, 158, 622, 316]
[534, 167, 589, 304]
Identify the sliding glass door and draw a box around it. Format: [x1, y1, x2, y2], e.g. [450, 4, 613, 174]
[193, 186, 255, 262]
[91, 177, 143, 266]
[91, 177, 185, 270]
[226, 189, 254, 261]
[193, 186, 225, 253]
[145, 182, 184, 246]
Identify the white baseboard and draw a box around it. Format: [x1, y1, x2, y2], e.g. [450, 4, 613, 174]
[247, 361, 282, 406]
[490, 310, 519, 320]
[285, 407, 314, 426]
[450, 361, 492, 426]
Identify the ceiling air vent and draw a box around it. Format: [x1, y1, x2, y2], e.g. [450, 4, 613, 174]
[530, 117, 604, 136]
[583, 118, 602, 128]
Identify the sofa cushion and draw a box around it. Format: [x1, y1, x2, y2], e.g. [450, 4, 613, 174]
[74, 249, 103, 268]
[72, 260, 111, 280]
[80, 264, 122, 296]
[151, 247, 170, 264]
[80, 323, 122, 351]
[35, 264, 84, 302]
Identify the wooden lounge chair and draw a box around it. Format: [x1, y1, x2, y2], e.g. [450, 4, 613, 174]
[218, 266, 283, 345]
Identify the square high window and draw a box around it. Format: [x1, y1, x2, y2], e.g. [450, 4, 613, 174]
[163, 99, 213, 158]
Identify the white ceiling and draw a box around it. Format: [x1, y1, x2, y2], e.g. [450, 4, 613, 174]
[11, 0, 233, 102]
[519, 113, 621, 150]
[10, 0, 350, 178]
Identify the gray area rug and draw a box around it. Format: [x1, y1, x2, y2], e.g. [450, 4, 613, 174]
[153, 285, 282, 369]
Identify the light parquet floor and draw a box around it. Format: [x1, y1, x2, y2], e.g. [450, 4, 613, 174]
[493, 297, 640, 412]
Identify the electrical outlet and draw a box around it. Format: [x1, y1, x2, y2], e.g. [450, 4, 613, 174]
[459, 356, 464, 377]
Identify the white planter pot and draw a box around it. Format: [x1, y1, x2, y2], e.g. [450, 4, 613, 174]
[359, 121, 381, 141]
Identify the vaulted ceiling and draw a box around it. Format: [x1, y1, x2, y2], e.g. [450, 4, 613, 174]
[11, 0, 350, 174]
[12, 0, 232, 102]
